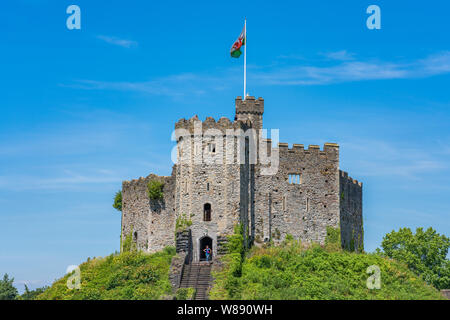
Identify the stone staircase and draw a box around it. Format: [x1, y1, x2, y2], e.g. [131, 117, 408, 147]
[179, 262, 212, 300]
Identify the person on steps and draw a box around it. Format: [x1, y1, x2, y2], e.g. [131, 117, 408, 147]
[203, 245, 211, 261]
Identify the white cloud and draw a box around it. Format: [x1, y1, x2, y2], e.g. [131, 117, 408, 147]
[321, 50, 356, 61]
[254, 51, 450, 85]
[96, 35, 138, 48]
[64, 70, 239, 98]
[0, 169, 123, 191]
[340, 138, 450, 180]
[64, 51, 450, 97]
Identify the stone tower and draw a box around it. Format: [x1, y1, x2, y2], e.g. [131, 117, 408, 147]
[120, 96, 363, 260]
[235, 96, 264, 130]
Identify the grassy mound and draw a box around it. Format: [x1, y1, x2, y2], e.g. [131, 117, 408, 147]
[36, 247, 176, 300]
[209, 241, 445, 300]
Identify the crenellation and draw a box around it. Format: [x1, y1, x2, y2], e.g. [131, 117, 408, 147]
[174, 116, 249, 135]
[272, 143, 339, 154]
[340, 170, 362, 187]
[235, 96, 264, 114]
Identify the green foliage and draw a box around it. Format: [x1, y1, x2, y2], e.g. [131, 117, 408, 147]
[381, 227, 450, 290]
[147, 180, 164, 200]
[0, 274, 18, 300]
[121, 230, 137, 253]
[175, 213, 192, 233]
[210, 241, 444, 300]
[19, 285, 48, 300]
[36, 248, 176, 300]
[325, 226, 341, 251]
[112, 190, 122, 212]
[281, 234, 299, 248]
[175, 287, 196, 300]
[227, 224, 245, 256]
[209, 224, 246, 299]
[163, 246, 176, 256]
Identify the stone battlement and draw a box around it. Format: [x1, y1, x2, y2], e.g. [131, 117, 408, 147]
[175, 115, 248, 134]
[340, 170, 362, 187]
[235, 96, 264, 115]
[262, 140, 339, 156]
[123, 174, 171, 187]
[276, 142, 338, 151]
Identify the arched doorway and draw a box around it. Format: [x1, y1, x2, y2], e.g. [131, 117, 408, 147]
[199, 236, 213, 261]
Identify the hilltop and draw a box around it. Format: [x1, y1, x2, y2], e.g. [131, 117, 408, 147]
[35, 233, 446, 300]
[36, 247, 176, 300]
[209, 238, 445, 300]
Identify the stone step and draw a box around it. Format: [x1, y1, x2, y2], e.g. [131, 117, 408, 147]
[179, 262, 213, 300]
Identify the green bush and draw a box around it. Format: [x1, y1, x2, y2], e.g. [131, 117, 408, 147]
[147, 180, 164, 200]
[113, 190, 122, 212]
[210, 240, 445, 300]
[176, 287, 196, 300]
[175, 214, 192, 233]
[209, 224, 245, 299]
[325, 226, 342, 251]
[36, 248, 176, 300]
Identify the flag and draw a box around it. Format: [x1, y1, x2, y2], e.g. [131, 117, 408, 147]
[230, 25, 246, 58]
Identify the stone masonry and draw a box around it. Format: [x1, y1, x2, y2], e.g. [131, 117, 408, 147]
[121, 96, 364, 260]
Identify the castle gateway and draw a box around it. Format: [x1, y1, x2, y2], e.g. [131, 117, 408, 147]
[121, 97, 363, 261]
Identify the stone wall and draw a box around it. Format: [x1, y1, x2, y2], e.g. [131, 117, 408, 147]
[253, 143, 340, 245]
[122, 176, 150, 251]
[176, 229, 193, 263]
[122, 172, 176, 253]
[169, 253, 187, 290]
[339, 170, 363, 251]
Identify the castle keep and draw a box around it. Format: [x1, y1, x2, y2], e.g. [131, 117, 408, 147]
[121, 96, 363, 261]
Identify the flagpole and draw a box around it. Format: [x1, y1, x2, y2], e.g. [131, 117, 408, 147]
[243, 19, 247, 100]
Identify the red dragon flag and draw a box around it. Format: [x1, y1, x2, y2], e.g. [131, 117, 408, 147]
[230, 24, 246, 58]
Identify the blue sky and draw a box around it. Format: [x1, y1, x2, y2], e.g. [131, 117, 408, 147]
[1, 1, 449, 291]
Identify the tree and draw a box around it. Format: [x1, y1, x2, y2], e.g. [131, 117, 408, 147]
[0, 274, 18, 300]
[19, 284, 48, 300]
[381, 227, 450, 290]
[113, 190, 122, 212]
